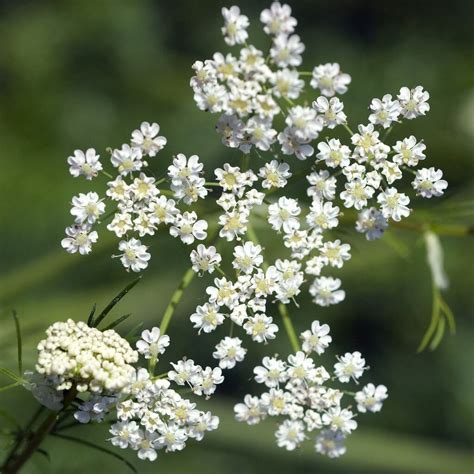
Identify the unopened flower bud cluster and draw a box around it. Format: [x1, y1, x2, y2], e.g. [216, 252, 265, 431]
[234, 320, 388, 458]
[36, 319, 138, 393]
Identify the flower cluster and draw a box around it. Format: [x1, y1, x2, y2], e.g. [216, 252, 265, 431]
[36, 319, 138, 394]
[234, 320, 388, 458]
[62, 122, 210, 272]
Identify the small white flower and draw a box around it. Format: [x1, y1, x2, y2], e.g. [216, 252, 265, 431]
[316, 139, 351, 168]
[254, 356, 288, 388]
[270, 34, 305, 68]
[136, 327, 170, 360]
[322, 407, 357, 434]
[109, 421, 141, 449]
[278, 127, 314, 160]
[213, 337, 247, 369]
[355, 383, 388, 413]
[259, 160, 292, 189]
[191, 366, 224, 397]
[392, 136, 426, 166]
[355, 207, 388, 240]
[412, 167, 448, 198]
[221, 5, 249, 46]
[310, 63, 351, 97]
[190, 303, 225, 334]
[377, 187, 411, 221]
[111, 144, 144, 176]
[260, 2, 297, 36]
[61, 225, 98, 255]
[268, 197, 301, 233]
[70, 192, 105, 225]
[117, 238, 151, 272]
[340, 178, 374, 210]
[315, 429, 346, 458]
[334, 351, 367, 383]
[309, 276, 345, 306]
[170, 211, 208, 245]
[233, 241, 263, 274]
[368, 94, 401, 128]
[312, 96, 347, 129]
[244, 314, 279, 343]
[234, 394, 266, 425]
[398, 85, 430, 119]
[131, 122, 167, 157]
[271, 68, 304, 100]
[307, 170, 337, 201]
[300, 320, 332, 355]
[190, 244, 222, 274]
[68, 148, 102, 180]
[275, 419, 306, 451]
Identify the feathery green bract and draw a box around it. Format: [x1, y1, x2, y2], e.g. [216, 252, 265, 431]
[92, 277, 141, 328]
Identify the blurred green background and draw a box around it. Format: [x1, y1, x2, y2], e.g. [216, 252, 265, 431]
[0, 0, 473, 472]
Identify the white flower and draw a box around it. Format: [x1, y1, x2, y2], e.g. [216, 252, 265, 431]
[306, 198, 340, 232]
[70, 191, 105, 225]
[136, 430, 160, 461]
[36, 319, 138, 393]
[340, 178, 375, 210]
[221, 6, 249, 46]
[117, 238, 151, 272]
[169, 211, 208, 245]
[392, 136, 426, 166]
[190, 303, 225, 333]
[310, 63, 351, 97]
[216, 114, 244, 148]
[287, 351, 317, 385]
[259, 160, 292, 189]
[244, 116, 277, 152]
[215, 163, 245, 194]
[312, 97, 347, 129]
[260, 2, 297, 36]
[268, 197, 301, 233]
[278, 127, 314, 160]
[275, 420, 306, 451]
[106, 176, 130, 202]
[68, 148, 102, 180]
[322, 407, 357, 434]
[309, 276, 345, 306]
[306, 170, 337, 201]
[315, 430, 346, 458]
[107, 212, 133, 238]
[234, 395, 266, 425]
[271, 68, 304, 100]
[368, 94, 401, 128]
[254, 356, 288, 388]
[270, 34, 305, 68]
[377, 187, 411, 221]
[190, 244, 222, 274]
[168, 153, 203, 184]
[219, 208, 249, 241]
[351, 123, 380, 159]
[111, 144, 144, 176]
[286, 106, 323, 142]
[191, 366, 224, 396]
[136, 327, 170, 360]
[131, 122, 167, 156]
[156, 423, 188, 452]
[300, 321, 332, 355]
[109, 421, 141, 449]
[206, 277, 239, 307]
[244, 314, 279, 343]
[334, 351, 367, 383]
[316, 138, 351, 168]
[168, 359, 201, 385]
[148, 195, 178, 225]
[398, 85, 430, 119]
[233, 241, 263, 274]
[213, 337, 247, 369]
[320, 240, 351, 268]
[355, 384, 388, 413]
[355, 207, 388, 240]
[61, 224, 98, 255]
[412, 167, 448, 198]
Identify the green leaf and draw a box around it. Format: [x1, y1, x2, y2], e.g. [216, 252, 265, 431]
[92, 277, 141, 328]
[430, 316, 446, 351]
[50, 433, 137, 473]
[87, 303, 97, 327]
[0, 367, 25, 384]
[0, 381, 21, 393]
[103, 314, 132, 331]
[11, 310, 22, 375]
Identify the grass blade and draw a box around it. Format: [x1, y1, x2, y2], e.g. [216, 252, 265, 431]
[51, 433, 137, 473]
[93, 277, 141, 328]
[87, 303, 97, 327]
[103, 314, 132, 331]
[11, 310, 22, 375]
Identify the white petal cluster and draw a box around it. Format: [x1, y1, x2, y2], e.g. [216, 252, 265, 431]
[36, 319, 138, 393]
[234, 320, 387, 458]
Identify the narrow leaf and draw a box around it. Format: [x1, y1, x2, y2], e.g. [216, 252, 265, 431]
[87, 303, 97, 327]
[0, 367, 25, 384]
[430, 316, 446, 351]
[93, 277, 141, 328]
[0, 382, 21, 393]
[37, 448, 50, 462]
[103, 314, 132, 331]
[417, 296, 440, 353]
[440, 299, 456, 334]
[51, 433, 137, 473]
[124, 322, 143, 342]
[11, 310, 22, 375]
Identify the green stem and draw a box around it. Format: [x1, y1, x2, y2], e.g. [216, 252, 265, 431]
[1, 388, 78, 474]
[342, 123, 354, 136]
[159, 267, 196, 335]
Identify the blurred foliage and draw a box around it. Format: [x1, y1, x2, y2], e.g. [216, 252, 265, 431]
[0, 0, 473, 472]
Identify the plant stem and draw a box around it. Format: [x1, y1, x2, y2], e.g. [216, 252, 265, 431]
[159, 267, 196, 335]
[1, 388, 78, 474]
